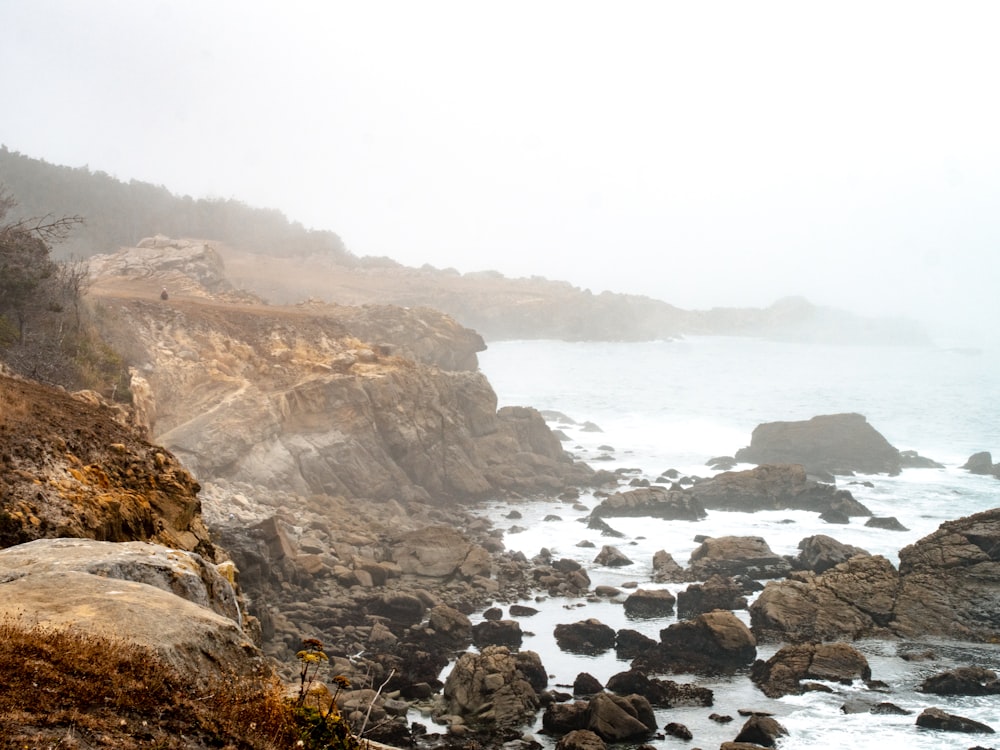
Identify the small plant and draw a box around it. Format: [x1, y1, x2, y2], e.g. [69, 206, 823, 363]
[292, 638, 363, 750]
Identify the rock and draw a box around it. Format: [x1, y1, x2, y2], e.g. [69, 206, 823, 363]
[391, 526, 491, 579]
[688, 463, 871, 516]
[555, 729, 607, 750]
[472, 619, 523, 649]
[427, 605, 472, 647]
[676, 574, 748, 617]
[898, 450, 943, 469]
[542, 701, 589, 734]
[593, 545, 634, 567]
[963, 451, 997, 475]
[651, 550, 685, 582]
[750, 642, 872, 698]
[893, 507, 1000, 641]
[791, 534, 870, 573]
[573, 673, 604, 696]
[685, 535, 792, 581]
[509, 604, 539, 617]
[733, 413, 902, 475]
[585, 692, 655, 742]
[0, 538, 239, 622]
[367, 592, 426, 626]
[589, 486, 706, 521]
[587, 517, 626, 538]
[732, 714, 789, 747]
[749, 555, 900, 643]
[919, 667, 1000, 695]
[615, 629, 658, 660]
[555, 619, 617, 655]
[865, 516, 909, 531]
[441, 646, 545, 729]
[605, 669, 713, 708]
[707, 456, 738, 470]
[915, 707, 995, 734]
[623, 588, 676, 618]
[633, 610, 756, 674]
[664, 722, 692, 740]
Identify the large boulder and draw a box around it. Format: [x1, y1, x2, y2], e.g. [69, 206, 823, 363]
[688, 463, 871, 515]
[555, 619, 617, 655]
[749, 555, 900, 643]
[750, 642, 872, 698]
[892, 507, 1000, 641]
[440, 646, 545, 729]
[677, 574, 748, 618]
[962, 451, 999, 476]
[791, 534, 870, 573]
[919, 667, 1000, 696]
[623, 588, 676, 618]
[590, 486, 706, 521]
[915, 707, 995, 734]
[733, 413, 901, 475]
[390, 525, 491, 578]
[585, 692, 656, 742]
[633, 610, 756, 674]
[685, 535, 792, 581]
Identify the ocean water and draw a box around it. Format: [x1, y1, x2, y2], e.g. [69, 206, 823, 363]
[462, 336, 1000, 749]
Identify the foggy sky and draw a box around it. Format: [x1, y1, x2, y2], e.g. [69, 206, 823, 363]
[2, 1, 999, 342]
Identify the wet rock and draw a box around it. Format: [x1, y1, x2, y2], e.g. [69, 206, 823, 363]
[586, 692, 655, 742]
[919, 667, 1000, 696]
[685, 535, 792, 581]
[963, 451, 998, 476]
[590, 486, 706, 521]
[555, 729, 606, 750]
[898, 450, 943, 469]
[664, 722, 692, 740]
[791, 534, 870, 573]
[614, 629, 657, 660]
[623, 588, 676, 618]
[428, 604, 472, 647]
[651, 550, 685, 583]
[605, 668, 713, 708]
[573, 673, 604, 696]
[510, 604, 539, 617]
[555, 619, 617, 655]
[676, 574, 748, 617]
[915, 707, 995, 734]
[732, 714, 789, 747]
[441, 646, 545, 729]
[593, 545, 633, 567]
[865, 516, 909, 531]
[587, 517, 626, 538]
[472, 619, 523, 649]
[689, 463, 872, 515]
[632, 610, 756, 674]
[733, 413, 902, 476]
[750, 642, 872, 698]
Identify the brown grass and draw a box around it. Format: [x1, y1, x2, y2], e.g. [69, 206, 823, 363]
[0, 618, 299, 749]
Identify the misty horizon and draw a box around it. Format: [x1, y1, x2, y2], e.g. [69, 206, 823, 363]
[2, 2, 998, 343]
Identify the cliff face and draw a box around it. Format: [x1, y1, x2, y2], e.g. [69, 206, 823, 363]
[0, 371, 213, 555]
[88, 239, 594, 504]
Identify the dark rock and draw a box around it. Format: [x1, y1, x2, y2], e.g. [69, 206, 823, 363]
[819, 509, 850, 524]
[963, 451, 996, 475]
[573, 672, 604, 696]
[733, 413, 902, 475]
[594, 545, 633, 567]
[870, 702, 912, 715]
[623, 588, 676, 618]
[483, 606, 503, 621]
[732, 714, 789, 747]
[707, 456, 737, 471]
[555, 619, 617, 655]
[865, 516, 909, 531]
[555, 729, 606, 750]
[590, 486, 706, 521]
[606, 668, 713, 708]
[750, 642, 872, 698]
[920, 667, 1000, 696]
[899, 450, 944, 469]
[677, 574, 748, 617]
[792, 534, 870, 573]
[587, 517, 626, 538]
[614, 629, 657, 660]
[472, 619, 523, 649]
[542, 701, 589, 734]
[710, 712, 734, 723]
[427, 604, 473, 647]
[915, 707, 995, 734]
[633, 610, 756, 674]
[664, 722, 692, 740]
[509, 604, 539, 617]
[585, 692, 655, 742]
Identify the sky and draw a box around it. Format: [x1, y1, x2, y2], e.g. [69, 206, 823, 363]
[2, 1, 999, 341]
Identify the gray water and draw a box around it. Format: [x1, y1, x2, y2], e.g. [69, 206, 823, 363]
[461, 336, 1000, 749]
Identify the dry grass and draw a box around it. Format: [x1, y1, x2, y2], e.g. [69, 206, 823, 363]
[0, 618, 299, 749]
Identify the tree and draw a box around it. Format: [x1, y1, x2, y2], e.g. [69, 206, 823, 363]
[0, 188, 82, 342]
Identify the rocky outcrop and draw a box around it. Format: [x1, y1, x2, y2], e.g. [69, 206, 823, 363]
[605, 669, 713, 708]
[440, 646, 545, 729]
[590, 486, 706, 521]
[750, 642, 872, 698]
[632, 610, 756, 674]
[919, 667, 1000, 696]
[676, 574, 748, 618]
[685, 536, 792, 581]
[963, 451, 1000, 477]
[790, 534, 870, 574]
[0, 373, 214, 556]
[733, 413, 901, 475]
[688, 463, 871, 516]
[751, 508, 1000, 643]
[0, 540, 267, 688]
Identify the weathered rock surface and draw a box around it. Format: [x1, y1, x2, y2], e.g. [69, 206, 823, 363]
[733, 413, 902, 475]
[791, 534, 870, 573]
[732, 715, 789, 747]
[440, 646, 546, 729]
[688, 463, 871, 516]
[623, 588, 676, 618]
[915, 707, 995, 734]
[676, 574, 748, 618]
[590, 486, 706, 521]
[633, 610, 757, 674]
[605, 669, 713, 708]
[919, 667, 1000, 696]
[685, 535, 792, 581]
[555, 619, 618, 655]
[0, 373, 214, 555]
[752, 508, 1000, 643]
[750, 642, 872, 698]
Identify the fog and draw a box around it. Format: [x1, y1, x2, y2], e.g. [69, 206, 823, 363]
[3, 2, 999, 342]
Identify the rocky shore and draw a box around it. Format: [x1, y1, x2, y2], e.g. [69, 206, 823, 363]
[1, 238, 996, 749]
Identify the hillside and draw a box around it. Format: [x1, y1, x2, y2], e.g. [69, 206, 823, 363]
[0, 147, 929, 344]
